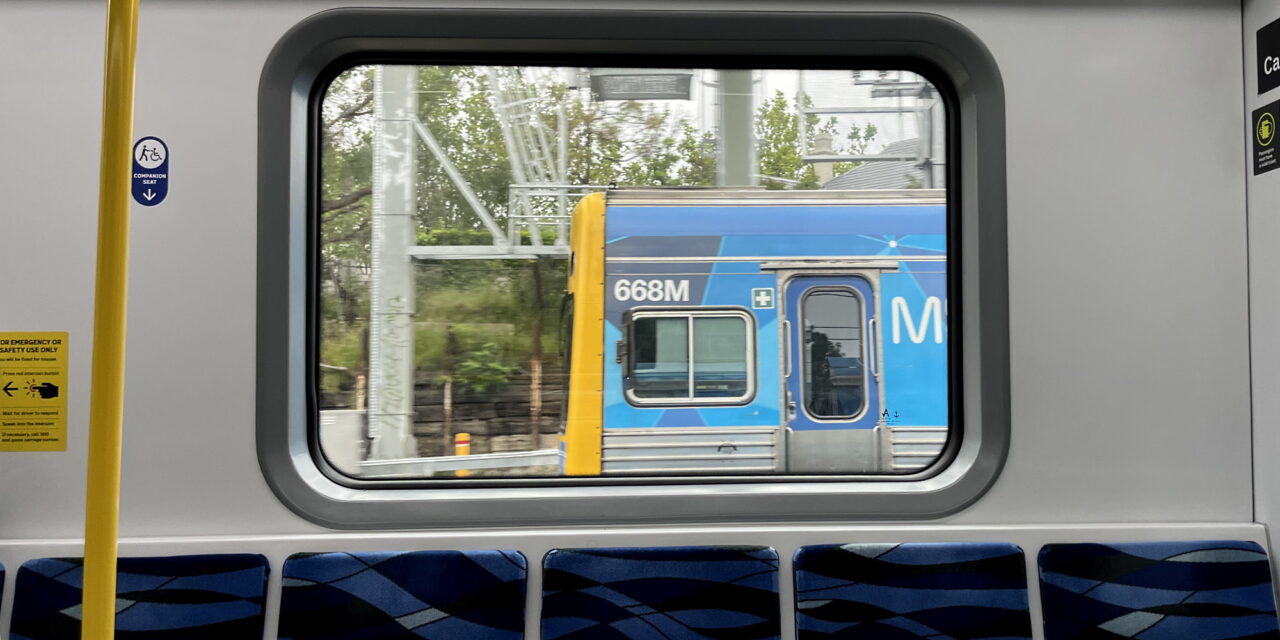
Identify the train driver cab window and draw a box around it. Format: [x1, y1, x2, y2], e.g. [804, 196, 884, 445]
[259, 9, 1008, 525]
[627, 311, 754, 404]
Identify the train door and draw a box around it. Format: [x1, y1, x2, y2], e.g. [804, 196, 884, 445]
[783, 274, 883, 472]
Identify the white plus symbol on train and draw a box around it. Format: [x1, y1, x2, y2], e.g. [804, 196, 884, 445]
[752, 288, 775, 309]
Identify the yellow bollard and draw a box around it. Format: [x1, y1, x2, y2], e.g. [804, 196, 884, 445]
[454, 432, 471, 477]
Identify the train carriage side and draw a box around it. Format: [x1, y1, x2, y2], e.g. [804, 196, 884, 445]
[564, 189, 948, 475]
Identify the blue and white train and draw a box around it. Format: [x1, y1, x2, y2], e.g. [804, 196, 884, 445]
[562, 189, 949, 474]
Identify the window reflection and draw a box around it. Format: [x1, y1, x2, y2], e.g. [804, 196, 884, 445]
[693, 317, 748, 399]
[633, 316, 690, 399]
[802, 289, 864, 419]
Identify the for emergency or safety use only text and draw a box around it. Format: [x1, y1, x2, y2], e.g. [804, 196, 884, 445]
[0, 332, 68, 451]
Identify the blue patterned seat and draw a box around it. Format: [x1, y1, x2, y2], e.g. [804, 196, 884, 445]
[10, 554, 268, 640]
[542, 545, 780, 640]
[1039, 540, 1280, 640]
[278, 549, 526, 639]
[794, 542, 1032, 639]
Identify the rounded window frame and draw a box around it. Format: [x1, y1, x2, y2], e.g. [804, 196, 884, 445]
[257, 8, 1008, 528]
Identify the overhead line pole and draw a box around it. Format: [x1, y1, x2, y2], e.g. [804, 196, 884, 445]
[717, 70, 756, 186]
[83, 0, 140, 638]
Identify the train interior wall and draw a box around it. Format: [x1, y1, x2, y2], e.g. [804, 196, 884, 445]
[0, 0, 1272, 638]
[1249, 0, 1280, 562]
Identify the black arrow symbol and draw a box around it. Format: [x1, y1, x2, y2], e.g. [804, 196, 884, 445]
[2, 381, 15, 397]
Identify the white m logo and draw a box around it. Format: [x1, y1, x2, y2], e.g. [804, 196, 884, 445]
[892, 296, 944, 344]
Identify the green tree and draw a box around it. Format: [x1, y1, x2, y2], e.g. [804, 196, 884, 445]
[674, 123, 718, 186]
[317, 67, 376, 406]
[831, 122, 880, 177]
[755, 90, 878, 189]
[755, 91, 814, 189]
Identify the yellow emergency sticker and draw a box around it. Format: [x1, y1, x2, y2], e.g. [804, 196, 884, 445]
[0, 332, 68, 451]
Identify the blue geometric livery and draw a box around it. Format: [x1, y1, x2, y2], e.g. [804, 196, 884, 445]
[794, 542, 1032, 639]
[1038, 540, 1280, 640]
[10, 554, 268, 640]
[542, 545, 780, 640]
[279, 550, 526, 639]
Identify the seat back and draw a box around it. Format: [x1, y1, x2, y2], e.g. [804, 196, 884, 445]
[278, 549, 526, 639]
[542, 545, 780, 640]
[10, 554, 268, 640]
[1039, 540, 1280, 640]
[794, 542, 1032, 639]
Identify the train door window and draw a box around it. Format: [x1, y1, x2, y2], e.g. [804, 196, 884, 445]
[801, 288, 865, 420]
[628, 311, 753, 404]
[259, 9, 1008, 526]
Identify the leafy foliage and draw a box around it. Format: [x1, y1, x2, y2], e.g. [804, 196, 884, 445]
[755, 91, 878, 189]
[316, 67, 876, 407]
[447, 342, 520, 393]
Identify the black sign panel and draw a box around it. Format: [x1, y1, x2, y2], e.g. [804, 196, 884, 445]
[1254, 100, 1279, 175]
[1260, 18, 1280, 94]
[590, 73, 691, 101]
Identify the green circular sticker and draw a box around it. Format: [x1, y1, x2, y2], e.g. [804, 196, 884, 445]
[1259, 112, 1276, 147]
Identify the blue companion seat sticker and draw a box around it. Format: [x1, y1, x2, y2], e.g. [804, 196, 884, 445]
[132, 136, 169, 206]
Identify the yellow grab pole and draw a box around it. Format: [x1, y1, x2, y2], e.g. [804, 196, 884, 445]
[83, 1, 139, 639]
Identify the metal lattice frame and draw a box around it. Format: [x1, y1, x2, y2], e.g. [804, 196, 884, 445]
[367, 66, 587, 468]
[797, 70, 946, 188]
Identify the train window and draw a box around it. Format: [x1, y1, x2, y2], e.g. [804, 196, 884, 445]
[627, 311, 753, 404]
[632, 316, 692, 400]
[258, 9, 1008, 527]
[314, 61, 950, 479]
[801, 289, 865, 420]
